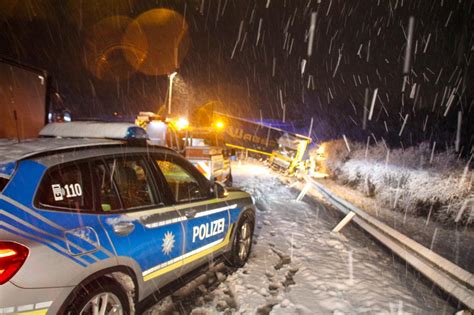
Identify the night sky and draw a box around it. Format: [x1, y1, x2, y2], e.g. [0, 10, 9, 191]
[0, 0, 472, 152]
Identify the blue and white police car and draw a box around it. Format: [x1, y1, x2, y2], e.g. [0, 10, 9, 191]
[0, 122, 256, 314]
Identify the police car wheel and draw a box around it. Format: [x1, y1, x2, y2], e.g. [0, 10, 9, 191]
[67, 279, 130, 315]
[226, 212, 254, 267]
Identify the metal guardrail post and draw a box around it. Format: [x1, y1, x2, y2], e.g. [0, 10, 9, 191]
[296, 181, 312, 201]
[332, 212, 356, 233]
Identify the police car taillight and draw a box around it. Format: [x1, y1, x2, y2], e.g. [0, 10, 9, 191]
[0, 242, 29, 285]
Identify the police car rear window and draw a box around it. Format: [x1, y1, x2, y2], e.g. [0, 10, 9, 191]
[36, 162, 93, 211]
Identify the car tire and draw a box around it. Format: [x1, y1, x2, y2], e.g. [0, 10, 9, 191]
[225, 211, 255, 268]
[65, 278, 130, 315]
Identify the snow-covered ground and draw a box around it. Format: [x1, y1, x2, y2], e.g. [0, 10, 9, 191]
[146, 160, 455, 314]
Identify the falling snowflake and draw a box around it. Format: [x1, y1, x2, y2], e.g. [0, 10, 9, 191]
[161, 231, 175, 256]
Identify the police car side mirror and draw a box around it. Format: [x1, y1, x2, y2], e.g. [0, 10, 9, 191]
[213, 182, 228, 198]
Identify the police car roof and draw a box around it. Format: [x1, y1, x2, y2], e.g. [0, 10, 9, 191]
[0, 122, 175, 175]
[0, 137, 122, 165]
[39, 121, 148, 140]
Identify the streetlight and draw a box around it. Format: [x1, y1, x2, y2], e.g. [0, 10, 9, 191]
[168, 71, 178, 115]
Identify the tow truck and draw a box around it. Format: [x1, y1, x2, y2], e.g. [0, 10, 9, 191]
[135, 112, 234, 186]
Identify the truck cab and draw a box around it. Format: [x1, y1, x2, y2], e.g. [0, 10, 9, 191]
[270, 133, 310, 173]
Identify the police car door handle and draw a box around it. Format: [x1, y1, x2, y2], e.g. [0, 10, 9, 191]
[185, 209, 197, 218]
[112, 222, 135, 236]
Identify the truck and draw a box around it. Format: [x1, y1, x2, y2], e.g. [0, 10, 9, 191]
[135, 112, 234, 185]
[212, 111, 312, 174]
[181, 127, 233, 186]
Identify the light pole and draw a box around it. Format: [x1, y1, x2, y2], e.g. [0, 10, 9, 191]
[168, 71, 178, 115]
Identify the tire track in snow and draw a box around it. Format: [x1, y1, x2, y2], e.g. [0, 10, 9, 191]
[146, 161, 455, 314]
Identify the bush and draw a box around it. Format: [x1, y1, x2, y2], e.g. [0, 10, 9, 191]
[438, 194, 474, 225]
[313, 140, 473, 225]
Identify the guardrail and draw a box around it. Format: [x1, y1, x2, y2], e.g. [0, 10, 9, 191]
[297, 175, 474, 310]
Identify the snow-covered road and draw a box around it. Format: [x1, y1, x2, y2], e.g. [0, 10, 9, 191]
[146, 161, 455, 314]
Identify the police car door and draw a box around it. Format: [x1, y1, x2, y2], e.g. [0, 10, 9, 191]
[32, 160, 116, 271]
[152, 154, 231, 273]
[93, 156, 186, 287]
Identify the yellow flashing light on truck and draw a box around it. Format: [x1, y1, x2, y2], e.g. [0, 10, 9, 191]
[214, 120, 225, 129]
[173, 117, 189, 131]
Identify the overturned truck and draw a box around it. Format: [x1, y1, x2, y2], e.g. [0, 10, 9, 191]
[213, 112, 311, 173]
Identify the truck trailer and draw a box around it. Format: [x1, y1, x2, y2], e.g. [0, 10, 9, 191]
[212, 112, 312, 173]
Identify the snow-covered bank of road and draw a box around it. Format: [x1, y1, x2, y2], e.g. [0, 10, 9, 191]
[310, 177, 474, 274]
[147, 161, 455, 314]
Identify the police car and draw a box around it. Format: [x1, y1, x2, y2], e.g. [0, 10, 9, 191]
[0, 122, 256, 314]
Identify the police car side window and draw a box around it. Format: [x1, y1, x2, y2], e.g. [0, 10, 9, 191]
[156, 160, 208, 203]
[91, 161, 122, 212]
[36, 162, 93, 211]
[107, 157, 156, 209]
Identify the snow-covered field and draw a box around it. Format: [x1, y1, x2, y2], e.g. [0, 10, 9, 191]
[146, 161, 455, 314]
